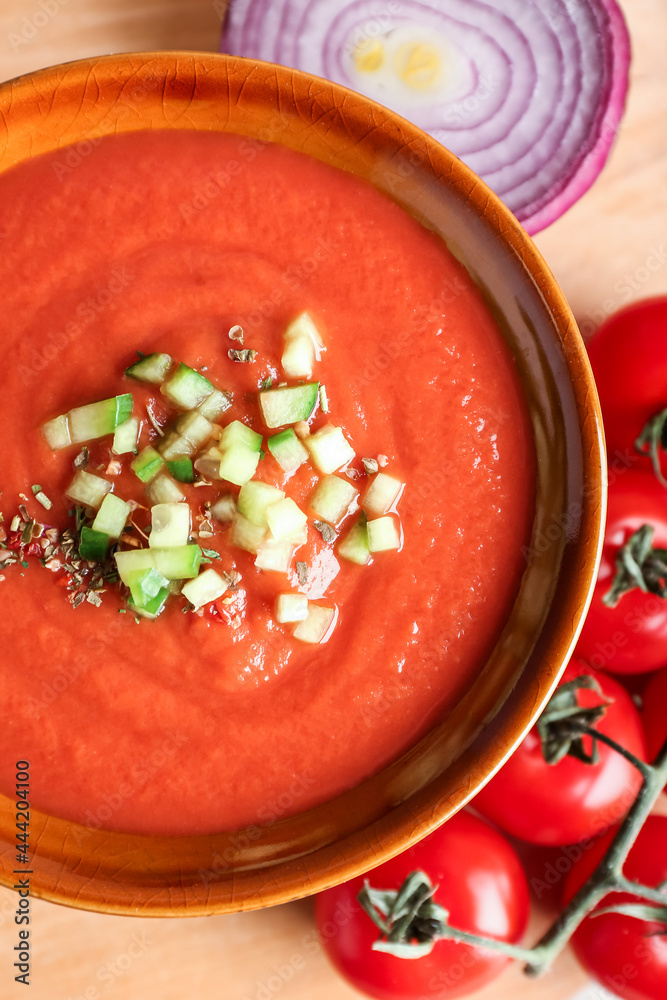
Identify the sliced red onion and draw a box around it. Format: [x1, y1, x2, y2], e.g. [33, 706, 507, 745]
[221, 0, 630, 234]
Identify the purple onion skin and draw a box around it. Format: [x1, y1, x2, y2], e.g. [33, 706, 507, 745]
[220, 0, 630, 235]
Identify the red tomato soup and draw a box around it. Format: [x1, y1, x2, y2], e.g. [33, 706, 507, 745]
[0, 131, 535, 835]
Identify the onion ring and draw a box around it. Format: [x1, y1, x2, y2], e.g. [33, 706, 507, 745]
[221, 0, 630, 234]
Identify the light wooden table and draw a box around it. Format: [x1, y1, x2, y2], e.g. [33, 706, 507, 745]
[0, 1, 664, 998]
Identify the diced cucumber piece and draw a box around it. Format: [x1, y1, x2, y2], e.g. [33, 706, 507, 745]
[79, 526, 110, 562]
[152, 545, 202, 580]
[175, 411, 214, 450]
[115, 548, 156, 585]
[125, 566, 171, 606]
[306, 424, 355, 474]
[285, 312, 324, 348]
[238, 481, 285, 526]
[293, 603, 335, 644]
[149, 503, 191, 549]
[363, 473, 403, 515]
[69, 394, 133, 444]
[166, 457, 194, 483]
[131, 446, 164, 483]
[230, 514, 266, 554]
[182, 568, 228, 609]
[267, 429, 309, 473]
[128, 586, 170, 619]
[125, 353, 173, 385]
[157, 429, 194, 460]
[112, 416, 140, 455]
[309, 476, 359, 526]
[219, 420, 263, 452]
[210, 493, 237, 524]
[194, 446, 224, 480]
[338, 517, 371, 566]
[255, 538, 294, 573]
[282, 333, 315, 379]
[259, 383, 319, 428]
[66, 470, 112, 509]
[160, 363, 214, 409]
[275, 593, 309, 623]
[198, 389, 232, 421]
[218, 444, 261, 486]
[367, 516, 400, 552]
[43, 414, 71, 450]
[145, 474, 185, 505]
[92, 494, 131, 539]
[266, 498, 307, 541]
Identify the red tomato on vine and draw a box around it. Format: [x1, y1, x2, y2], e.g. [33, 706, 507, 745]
[474, 659, 646, 845]
[315, 811, 529, 1000]
[564, 816, 667, 1000]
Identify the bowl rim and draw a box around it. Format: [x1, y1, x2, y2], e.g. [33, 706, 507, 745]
[0, 50, 606, 916]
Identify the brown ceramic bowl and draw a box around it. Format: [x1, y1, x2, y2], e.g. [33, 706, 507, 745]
[0, 52, 605, 916]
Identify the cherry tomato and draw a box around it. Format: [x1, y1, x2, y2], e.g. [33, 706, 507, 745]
[563, 816, 667, 1000]
[587, 297, 667, 460]
[642, 667, 667, 768]
[315, 811, 529, 1000]
[473, 660, 646, 845]
[576, 470, 667, 674]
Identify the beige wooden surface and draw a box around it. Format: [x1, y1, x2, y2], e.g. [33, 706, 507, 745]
[0, 1, 664, 998]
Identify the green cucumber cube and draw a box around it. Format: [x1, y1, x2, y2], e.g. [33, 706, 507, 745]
[175, 411, 214, 450]
[238, 481, 285, 526]
[115, 548, 157, 585]
[259, 383, 319, 428]
[266, 498, 307, 541]
[112, 416, 140, 455]
[157, 429, 194, 460]
[78, 526, 110, 562]
[131, 446, 164, 483]
[306, 424, 355, 474]
[69, 394, 133, 444]
[218, 445, 261, 486]
[125, 566, 171, 606]
[230, 514, 266, 554]
[181, 568, 228, 609]
[267, 429, 309, 473]
[92, 494, 131, 539]
[198, 389, 232, 421]
[338, 518, 371, 566]
[166, 457, 195, 483]
[42, 414, 71, 450]
[128, 587, 169, 619]
[363, 473, 403, 516]
[151, 545, 202, 579]
[160, 363, 215, 409]
[149, 503, 190, 549]
[293, 603, 335, 644]
[275, 593, 309, 623]
[125, 353, 173, 385]
[219, 420, 263, 452]
[255, 539, 294, 573]
[282, 332, 315, 379]
[309, 476, 359, 526]
[145, 474, 185, 505]
[367, 516, 401, 553]
[66, 470, 112, 509]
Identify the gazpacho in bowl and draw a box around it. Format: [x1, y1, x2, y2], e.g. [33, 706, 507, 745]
[0, 52, 605, 915]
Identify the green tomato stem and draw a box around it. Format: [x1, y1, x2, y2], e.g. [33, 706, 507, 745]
[432, 727, 667, 978]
